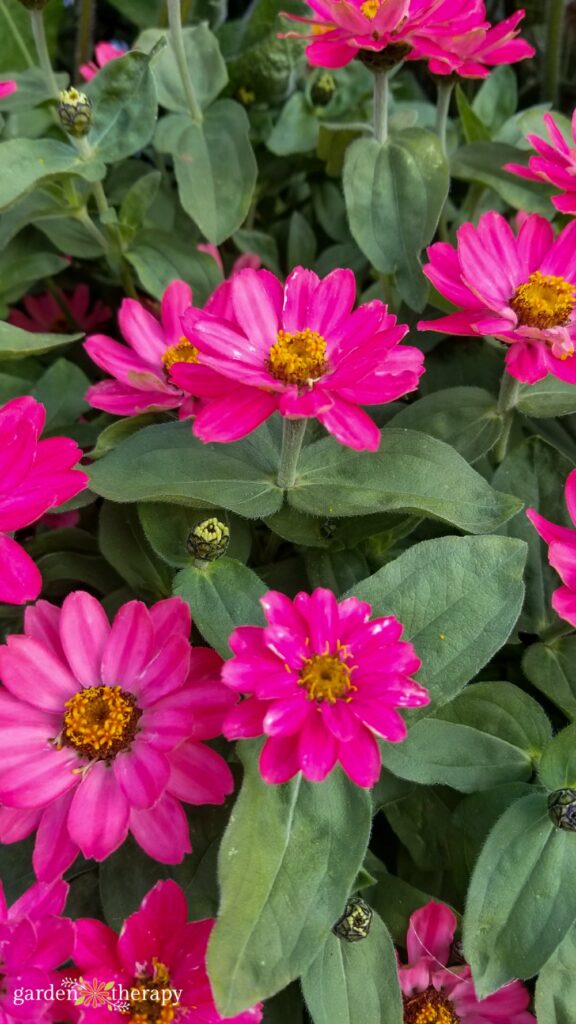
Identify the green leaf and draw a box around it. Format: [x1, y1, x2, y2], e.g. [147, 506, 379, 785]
[369, 870, 440, 946]
[388, 387, 500, 464]
[88, 421, 283, 519]
[0, 0, 61, 74]
[517, 375, 576, 417]
[291, 429, 522, 533]
[173, 559, 267, 657]
[464, 793, 576, 996]
[31, 358, 89, 432]
[451, 142, 555, 215]
[0, 320, 82, 360]
[119, 170, 162, 240]
[343, 129, 449, 310]
[539, 723, 576, 789]
[455, 85, 491, 144]
[126, 230, 222, 302]
[99, 502, 172, 598]
[347, 535, 527, 713]
[304, 548, 371, 596]
[138, 25, 228, 112]
[267, 93, 319, 156]
[0, 139, 103, 212]
[523, 638, 576, 720]
[535, 922, 576, 1024]
[472, 67, 518, 131]
[301, 913, 402, 1024]
[380, 681, 549, 792]
[287, 210, 317, 270]
[85, 50, 158, 162]
[207, 744, 372, 1016]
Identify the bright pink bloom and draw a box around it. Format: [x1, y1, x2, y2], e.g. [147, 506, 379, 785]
[0, 397, 88, 605]
[79, 41, 127, 81]
[505, 111, 576, 216]
[0, 80, 17, 99]
[222, 588, 428, 788]
[0, 877, 74, 1022]
[173, 266, 424, 451]
[0, 593, 236, 878]
[424, 11, 535, 78]
[9, 284, 111, 334]
[418, 212, 576, 385]
[73, 880, 262, 1023]
[399, 902, 535, 1023]
[526, 469, 576, 627]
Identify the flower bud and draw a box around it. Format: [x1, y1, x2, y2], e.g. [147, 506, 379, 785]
[548, 788, 576, 831]
[358, 42, 411, 73]
[187, 518, 230, 562]
[58, 87, 92, 137]
[310, 72, 336, 108]
[332, 896, 372, 942]
[17, 0, 51, 8]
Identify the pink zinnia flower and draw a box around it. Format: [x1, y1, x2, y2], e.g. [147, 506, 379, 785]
[173, 266, 424, 451]
[222, 588, 428, 788]
[79, 41, 127, 81]
[9, 284, 111, 334]
[399, 902, 535, 1023]
[0, 593, 236, 879]
[424, 11, 534, 78]
[505, 111, 576, 216]
[418, 212, 576, 384]
[73, 880, 262, 1023]
[0, 877, 74, 1022]
[0, 397, 88, 605]
[0, 80, 17, 99]
[526, 468, 576, 627]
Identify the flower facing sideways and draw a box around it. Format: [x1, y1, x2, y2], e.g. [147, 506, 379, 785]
[527, 468, 576, 627]
[418, 212, 576, 385]
[173, 266, 424, 452]
[222, 588, 429, 787]
[0, 593, 236, 879]
[505, 111, 576, 216]
[399, 901, 535, 1023]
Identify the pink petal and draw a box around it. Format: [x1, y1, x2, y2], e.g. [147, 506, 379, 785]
[136, 635, 191, 703]
[337, 727, 381, 788]
[298, 711, 338, 782]
[24, 600, 64, 658]
[101, 601, 154, 687]
[59, 591, 110, 686]
[552, 585, 576, 627]
[231, 269, 284, 353]
[74, 918, 120, 972]
[117, 297, 167, 362]
[167, 740, 234, 804]
[223, 698, 267, 739]
[129, 793, 191, 862]
[282, 267, 320, 333]
[0, 535, 42, 604]
[161, 280, 194, 346]
[352, 700, 408, 742]
[33, 793, 79, 881]
[113, 738, 170, 809]
[0, 635, 78, 711]
[406, 901, 456, 965]
[263, 696, 310, 736]
[259, 734, 301, 784]
[317, 396, 381, 451]
[68, 763, 130, 860]
[193, 386, 277, 443]
[149, 596, 191, 641]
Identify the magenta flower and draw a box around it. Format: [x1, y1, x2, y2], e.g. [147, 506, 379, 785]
[73, 880, 262, 1023]
[505, 111, 576, 216]
[0, 877, 74, 1022]
[424, 11, 534, 78]
[79, 41, 127, 81]
[9, 283, 111, 334]
[0, 80, 17, 99]
[526, 469, 576, 627]
[0, 397, 88, 605]
[221, 588, 428, 788]
[399, 902, 535, 1024]
[0, 593, 236, 879]
[418, 212, 576, 385]
[173, 266, 424, 451]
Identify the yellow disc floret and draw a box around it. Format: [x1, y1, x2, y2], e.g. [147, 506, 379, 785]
[299, 653, 354, 704]
[267, 328, 328, 387]
[161, 337, 199, 375]
[360, 0, 380, 19]
[62, 685, 141, 760]
[510, 271, 576, 331]
[404, 990, 460, 1024]
[130, 959, 177, 1024]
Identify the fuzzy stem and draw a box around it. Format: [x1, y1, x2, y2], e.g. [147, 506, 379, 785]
[30, 8, 60, 99]
[435, 79, 454, 156]
[75, 0, 95, 76]
[495, 372, 521, 463]
[373, 71, 389, 144]
[544, 0, 566, 105]
[277, 418, 307, 490]
[166, 0, 203, 125]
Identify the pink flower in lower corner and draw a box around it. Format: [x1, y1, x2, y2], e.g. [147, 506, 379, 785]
[527, 468, 576, 627]
[73, 881, 262, 1024]
[0, 877, 74, 1022]
[222, 588, 428, 788]
[9, 284, 111, 334]
[399, 902, 535, 1024]
[418, 211, 576, 385]
[0, 593, 237, 879]
[173, 266, 424, 451]
[0, 80, 17, 99]
[0, 397, 88, 605]
[79, 41, 127, 81]
[505, 110, 576, 216]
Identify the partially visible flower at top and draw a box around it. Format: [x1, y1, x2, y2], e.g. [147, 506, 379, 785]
[527, 468, 576, 627]
[399, 901, 535, 1023]
[222, 588, 428, 788]
[73, 880, 262, 1023]
[0, 593, 236, 879]
[9, 283, 111, 334]
[0, 397, 88, 605]
[423, 10, 535, 78]
[0, 80, 17, 99]
[0, 877, 73, 1023]
[505, 111, 576, 216]
[197, 241, 262, 275]
[80, 41, 128, 81]
[173, 266, 424, 452]
[418, 211, 576, 385]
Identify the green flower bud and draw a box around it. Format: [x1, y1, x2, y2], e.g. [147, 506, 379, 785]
[17, 0, 51, 8]
[332, 896, 372, 942]
[187, 518, 230, 562]
[548, 788, 576, 831]
[58, 88, 92, 138]
[310, 72, 336, 108]
[358, 42, 411, 73]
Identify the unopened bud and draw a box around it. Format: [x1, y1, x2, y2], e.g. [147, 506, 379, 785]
[548, 788, 576, 831]
[310, 72, 336, 108]
[332, 896, 372, 942]
[58, 87, 92, 137]
[187, 518, 230, 562]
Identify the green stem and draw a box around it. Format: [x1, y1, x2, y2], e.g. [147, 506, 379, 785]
[30, 8, 60, 100]
[435, 79, 454, 157]
[495, 372, 521, 463]
[75, 0, 95, 76]
[277, 418, 307, 490]
[75, 206, 108, 249]
[166, 0, 203, 125]
[544, 0, 566, 105]
[372, 71, 389, 144]
[0, 0, 33, 65]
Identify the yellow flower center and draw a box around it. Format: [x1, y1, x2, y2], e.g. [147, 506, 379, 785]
[130, 960, 176, 1024]
[161, 336, 199, 376]
[267, 328, 328, 387]
[510, 271, 576, 331]
[404, 990, 460, 1024]
[361, 0, 380, 19]
[299, 653, 354, 704]
[62, 685, 141, 760]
